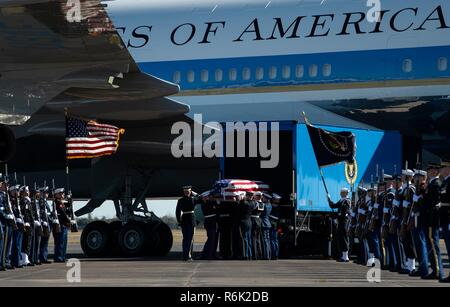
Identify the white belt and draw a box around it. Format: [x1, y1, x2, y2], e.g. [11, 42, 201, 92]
[393, 200, 400, 207]
[368, 206, 373, 211]
[351, 212, 356, 218]
[0, 206, 4, 211]
[42, 222, 48, 227]
[34, 221, 41, 227]
[251, 215, 260, 218]
[24, 223, 30, 227]
[269, 215, 279, 220]
[403, 201, 411, 207]
[383, 208, 390, 214]
[204, 214, 216, 218]
[374, 203, 380, 209]
[6, 214, 14, 220]
[440, 203, 450, 207]
[413, 195, 421, 202]
[182, 211, 194, 215]
[358, 209, 366, 215]
[16, 218, 23, 224]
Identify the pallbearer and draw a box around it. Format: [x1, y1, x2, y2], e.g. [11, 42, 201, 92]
[176, 185, 197, 262]
[239, 191, 254, 261]
[328, 187, 351, 262]
[269, 193, 281, 260]
[200, 191, 218, 260]
[261, 193, 272, 260]
[439, 162, 450, 283]
[251, 192, 264, 260]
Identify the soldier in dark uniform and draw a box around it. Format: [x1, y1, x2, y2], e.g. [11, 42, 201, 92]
[19, 186, 34, 266]
[410, 169, 429, 278]
[261, 193, 272, 260]
[399, 169, 417, 275]
[200, 191, 218, 260]
[365, 187, 378, 267]
[269, 193, 281, 260]
[54, 188, 70, 263]
[251, 192, 264, 260]
[422, 164, 444, 280]
[328, 187, 351, 262]
[390, 173, 406, 273]
[30, 187, 43, 265]
[381, 174, 397, 271]
[217, 198, 233, 260]
[176, 186, 197, 261]
[9, 185, 24, 268]
[38, 187, 52, 264]
[439, 163, 450, 283]
[0, 177, 10, 271]
[239, 191, 254, 260]
[231, 195, 243, 260]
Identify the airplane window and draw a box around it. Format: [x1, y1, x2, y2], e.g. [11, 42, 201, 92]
[242, 67, 251, 81]
[229, 68, 237, 81]
[402, 59, 413, 73]
[323, 64, 332, 77]
[269, 66, 277, 79]
[282, 65, 291, 79]
[201, 70, 209, 82]
[187, 70, 195, 83]
[296, 65, 304, 78]
[256, 67, 264, 80]
[173, 71, 181, 84]
[309, 64, 318, 78]
[438, 57, 448, 72]
[215, 69, 223, 82]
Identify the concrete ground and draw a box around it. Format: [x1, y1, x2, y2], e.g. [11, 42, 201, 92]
[0, 230, 449, 287]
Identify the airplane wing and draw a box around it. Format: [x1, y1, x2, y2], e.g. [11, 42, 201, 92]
[0, 0, 183, 125]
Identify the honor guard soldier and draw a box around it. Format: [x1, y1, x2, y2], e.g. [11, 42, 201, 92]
[328, 187, 351, 262]
[251, 192, 264, 260]
[1, 176, 15, 271]
[390, 173, 407, 273]
[366, 187, 380, 267]
[54, 188, 70, 263]
[217, 197, 233, 260]
[422, 163, 444, 280]
[30, 187, 43, 265]
[19, 186, 34, 266]
[176, 186, 197, 261]
[200, 191, 218, 260]
[381, 174, 398, 272]
[399, 169, 417, 275]
[38, 187, 52, 264]
[269, 193, 281, 260]
[410, 169, 428, 278]
[239, 191, 255, 260]
[261, 193, 272, 260]
[354, 186, 369, 265]
[439, 162, 450, 283]
[9, 185, 24, 269]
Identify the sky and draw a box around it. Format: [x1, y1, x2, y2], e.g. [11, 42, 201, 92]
[73, 199, 177, 219]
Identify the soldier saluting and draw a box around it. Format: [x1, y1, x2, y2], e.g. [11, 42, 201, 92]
[328, 187, 351, 262]
[53, 188, 70, 263]
[176, 185, 197, 261]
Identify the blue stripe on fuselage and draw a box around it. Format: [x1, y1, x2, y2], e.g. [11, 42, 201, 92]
[137, 45, 450, 91]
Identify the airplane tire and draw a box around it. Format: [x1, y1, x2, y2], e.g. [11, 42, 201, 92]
[118, 222, 146, 256]
[80, 221, 110, 257]
[151, 222, 173, 256]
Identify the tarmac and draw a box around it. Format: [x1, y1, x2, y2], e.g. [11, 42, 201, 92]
[0, 231, 449, 287]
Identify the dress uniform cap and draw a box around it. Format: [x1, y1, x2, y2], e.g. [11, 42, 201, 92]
[272, 193, 282, 200]
[54, 188, 65, 194]
[341, 187, 349, 193]
[39, 186, 49, 193]
[358, 186, 368, 192]
[383, 174, 393, 180]
[263, 193, 272, 199]
[427, 162, 441, 170]
[245, 191, 254, 196]
[254, 191, 263, 196]
[8, 185, 19, 192]
[402, 169, 415, 177]
[182, 185, 192, 190]
[414, 169, 427, 177]
[19, 186, 29, 192]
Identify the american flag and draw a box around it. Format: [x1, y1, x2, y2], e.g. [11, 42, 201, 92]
[65, 116, 125, 159]
[213, 179, 270, 199]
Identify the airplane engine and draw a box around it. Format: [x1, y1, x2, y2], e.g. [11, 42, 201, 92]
[0, 125, 16, 162]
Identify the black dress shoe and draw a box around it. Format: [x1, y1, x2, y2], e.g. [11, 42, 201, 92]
[0, 267, 7, 271]
[422, 273, 439, 280]
[439, 276, 450, 283]
[409, 270, 421, 277]
[398, 269, 410, 275]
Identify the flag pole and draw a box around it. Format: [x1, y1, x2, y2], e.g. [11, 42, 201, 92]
[64, 108, 70, 193]
[302, 111, 333, 257]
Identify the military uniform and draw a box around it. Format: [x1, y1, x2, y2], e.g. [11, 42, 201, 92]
[9, 186, 24, 268]
[269, 194, 281, 260]
[200, 197, 218, 260]
[328, 192, 351, 262]
[261, 195, 272, 260]
[239, 195, 255, 260]
[217, 200, 233, 260]
[383, 185, 398, 271]
[30, 190, 43, 265]
[176, 190, 197, 261]
[0, 189, 8, 270]
[38, 188, 52, 263]
[54, 189, 70, 263]
[423, 174, 444, 280]
[251, 197, 264, 260]
[440, 172, 450, 282]
[19, 187, 34, 266]
[366, 189, 380, 267]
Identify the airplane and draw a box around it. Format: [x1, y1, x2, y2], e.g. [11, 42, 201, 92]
[0, 0, 449, 257]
